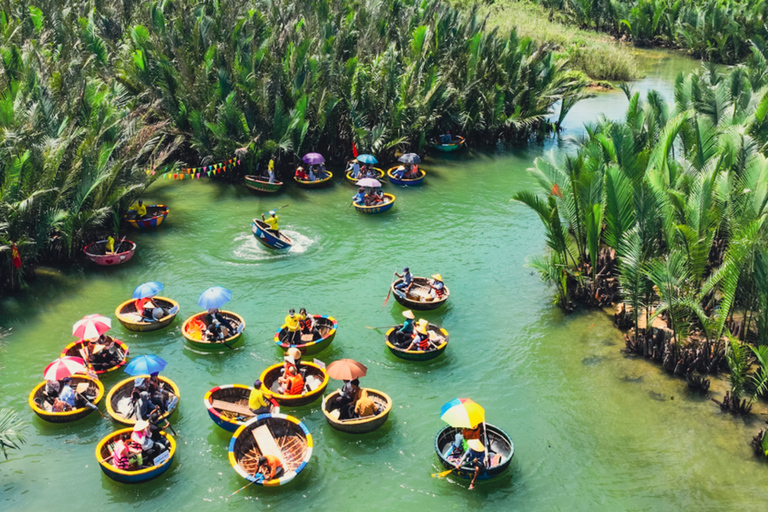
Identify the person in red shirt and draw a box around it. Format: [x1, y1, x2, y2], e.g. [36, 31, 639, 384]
[295, 167, 308, 180]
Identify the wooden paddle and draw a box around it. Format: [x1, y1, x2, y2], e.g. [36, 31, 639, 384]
[76, 383, 106, 418]
[365, 326, 392, 330]
[263, 204, 289, 216]
[383, 268, 398, 307]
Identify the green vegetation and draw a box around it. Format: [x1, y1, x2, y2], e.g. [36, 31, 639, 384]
[462, 0, 641, 81]
[0, 0, 588, 291]
[534, 0, 768, 64]
[0, 408, 25, 459]
[516, 50, 768, 401]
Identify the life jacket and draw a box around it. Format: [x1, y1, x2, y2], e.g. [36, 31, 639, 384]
[433, 281, 445, 296]
[300, 316, 313, 331]
[287, 374, 304, 395]
[413, 332, 429, 350]
[113, 440, 132, 469]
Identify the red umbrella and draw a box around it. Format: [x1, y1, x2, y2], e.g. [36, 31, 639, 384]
[72, 314, 111, 339]
[44, 357, 87, 380]
[326, 359, 368, 381]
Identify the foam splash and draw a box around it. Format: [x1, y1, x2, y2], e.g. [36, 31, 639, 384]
[232, 230, 315, 260]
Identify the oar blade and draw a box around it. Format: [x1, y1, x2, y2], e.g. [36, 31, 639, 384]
[431, 469, 453, 478]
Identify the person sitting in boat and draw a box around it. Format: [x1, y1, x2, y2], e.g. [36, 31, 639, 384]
[428, 274, 445, 299]
[206, 308, 234, 332]
[394, 267, 414, 294]
[371, 188, 384, 204]
[203, 318, 227, 342]
[128, 420, 156, 466]
[299, 308, 320, 339]
[295, 166, 308, 181]
[131, 377, 146, 401]
[404, 164, 419, 179]
[308, 165, 317, 181]
[58, 377, 77, 409]
[281, 348, 302, 376]
[112, 438, 135, 470]
[404, 320, 431, 351]
[257, 455, 284, 481]
[135, 391, 156, 421]
[105, 235, 116, 255]
[327, 379, 355, 420]
[249, 380, 272, 415]
[284, 309, 302, 344]
[395, 310, 416, 347]
[392, 165, 407, 179]
[89, 343, 113, 371]
[318, 162, 328, 179]
[261, 210, 279, 234]
[134, 296, 157, 320]
[456, 439, 487, 490]
[146, 373, 172, 414]
[277, 366, 304, 395]
[44, 379, 61, 401]
[441, 130, 452, 144]
[354, 389, 378, 418]
[352, 187, 365, 206]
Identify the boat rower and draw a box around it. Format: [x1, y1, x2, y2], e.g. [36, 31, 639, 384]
[284, 308, 302, 344]
[249, 380, 271, 415]
[353, 187, 365, 206]
[394, 267, 413, 294]
[456, 439, 487, 490]
[395, 310, 416, 346]
[261, 210, 279, 234]
[257, 455, 284, 481]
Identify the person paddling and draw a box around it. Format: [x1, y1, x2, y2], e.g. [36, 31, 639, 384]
[353, 187, 365, 206]
[394, 267, 413, 294]
[284, 309, 301, 345]
[456, 439, 486, 490]
[395, 310, 416, 346]
[261, 210, 279, 235]
[248, 380, 271, 415]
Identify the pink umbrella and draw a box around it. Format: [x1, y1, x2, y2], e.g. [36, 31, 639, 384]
[44, 357, 87, 380]
[72, 314, 111, 339]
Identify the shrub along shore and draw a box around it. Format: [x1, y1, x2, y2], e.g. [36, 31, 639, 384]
[0, 0, 589, 292]
[516, 46, 768, 457]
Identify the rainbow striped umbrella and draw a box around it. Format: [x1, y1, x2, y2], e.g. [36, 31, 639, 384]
[439, 398, 485, 428]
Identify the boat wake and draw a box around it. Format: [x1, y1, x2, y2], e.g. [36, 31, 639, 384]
[232, 231, 315, 261]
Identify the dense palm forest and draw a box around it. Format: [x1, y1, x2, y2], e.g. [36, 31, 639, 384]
[535, 0, 768, 64]
[516, 47, 768, 413]
[0, 0, 588, 292]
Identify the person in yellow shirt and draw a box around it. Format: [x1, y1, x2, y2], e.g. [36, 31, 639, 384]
[248, 380, 271, 415]
[284, 308, 301, 344]
[261, 210, 279, 234]
[134, 200, 148, 218]
[105, 235, 116, 254]
[267, 158, 276, 184]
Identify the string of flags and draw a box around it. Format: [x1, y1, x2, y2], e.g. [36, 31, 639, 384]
[147, 157, 242, 180]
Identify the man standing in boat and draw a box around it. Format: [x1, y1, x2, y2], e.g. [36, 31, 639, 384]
[261, 210, 279, 235]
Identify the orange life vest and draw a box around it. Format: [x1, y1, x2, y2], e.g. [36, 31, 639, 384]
[287, 374, 304, 395]
[413, 332, 429, 350]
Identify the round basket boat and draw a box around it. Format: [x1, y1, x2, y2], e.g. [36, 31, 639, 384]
[385, 323, 449, 361]
[204, 384, 281, 432]
[430, 135, 466, 152]
[321, 388, 392, 433]
[251, 219, 293, 250]
[244, 175, 284, 194]
[96, 428, 176, 483]
[345, 166, 385, 185]
[391, 277, 450, 310]
[434, 423, 514, 481]
[28, 375, 104, 423]
[229, 413, 313, 487]
[274, 315, 337, 355]
[294, 171, 333, 188]
[387, 166, 426, 186]
[60, 338, 129, 375]
[123, 205, 169, 229]
[353, 193, 396, 214]
[106, 375, 180, 426]
[181, 311, 245, 351]
[83, 240, 136, 266]
[115, 297, 180, 332]
[259, 362, 329, 407]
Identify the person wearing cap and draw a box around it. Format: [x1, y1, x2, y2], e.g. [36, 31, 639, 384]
[257, 454, 284, 481]
[261, 210, 279, 234]
[249, 381, 272, 415]
[405, 319, 431, 351]
[353, 187, 366, 206]
[394, 267, 413, 294]
[284, 309, 302, 344]
[456, 439, 487, 490]
[395, 310, 416, 346]
[428, 274, 445, 299]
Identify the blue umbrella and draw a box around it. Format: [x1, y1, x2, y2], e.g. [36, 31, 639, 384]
[198, 286, 232, 309]
[302, 153, 325, 165]
[398, 153, 421, 164]
[357, 154, 378, 164]
[132, 281, 164, 299]
[124, 354, 168, 376]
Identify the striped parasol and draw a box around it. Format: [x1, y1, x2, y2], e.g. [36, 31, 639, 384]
[439, 398, 485, 428]
[72, 314, 112, 339]
[44, 356, 87, 380]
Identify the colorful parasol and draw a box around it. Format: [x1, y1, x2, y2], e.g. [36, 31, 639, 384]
[72, 314, 112, 339]
[327, 359, 368, 381]
[44, 356, 87, 380]
[439, 398, 485, 428]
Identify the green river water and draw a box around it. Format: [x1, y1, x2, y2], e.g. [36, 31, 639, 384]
[2, 49, 767, 511]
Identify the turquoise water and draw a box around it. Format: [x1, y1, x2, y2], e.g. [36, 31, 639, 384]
[2, 50, 767, 511]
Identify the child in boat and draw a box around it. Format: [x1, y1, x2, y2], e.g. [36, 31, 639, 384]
[257, 455, 284, 480]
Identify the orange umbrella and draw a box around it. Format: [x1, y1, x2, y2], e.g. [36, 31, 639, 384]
[327, 359, 367, 381]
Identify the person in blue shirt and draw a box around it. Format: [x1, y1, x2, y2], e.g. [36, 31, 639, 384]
[352, 187, 366, 205]
[394, 267, 413, 294]
[58, 379, 77, 407]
